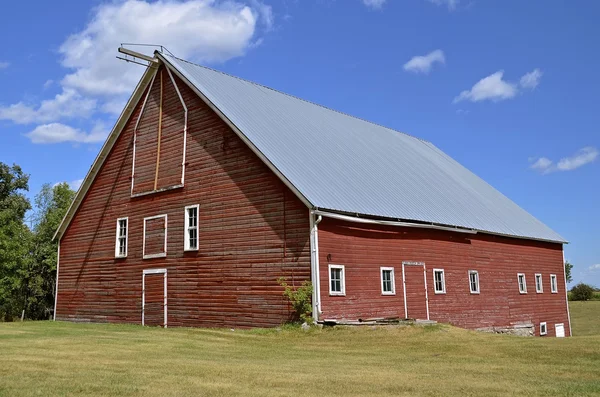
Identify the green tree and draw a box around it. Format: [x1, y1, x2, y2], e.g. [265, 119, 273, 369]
[0, 163, 31, 321]
[570, 283, 593, 301]
[26, 183, 75, 319]
[565, 261, 573, 284]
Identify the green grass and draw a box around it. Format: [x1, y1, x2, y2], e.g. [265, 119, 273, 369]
[570, 300, 600, 336]
[0, 306, 599, 397]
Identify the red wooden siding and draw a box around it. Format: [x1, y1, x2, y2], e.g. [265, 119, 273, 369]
[403, 264, 428, 320]
[56, 65, 311, 328]
[318, 218, 570, 336]
[144, 217, 166, 257]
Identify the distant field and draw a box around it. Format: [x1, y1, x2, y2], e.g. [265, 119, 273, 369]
[1, 312, 599, 397]
[570, 300, 600, 336]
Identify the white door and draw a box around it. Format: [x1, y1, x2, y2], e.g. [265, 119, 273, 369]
[555, 323, 565, 338]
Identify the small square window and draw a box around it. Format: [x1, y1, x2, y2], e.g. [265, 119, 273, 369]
[329, 265, 345, 296]
[381, 267, 395, 295]
[535, 274, 543, 293]
[115, 217, 128, 258]
[550, 274, 558, 293]
[433, 269, 446, 294]
[517, 273, 527, 294]
[540, 322, 547, 336]
[184, 205, 199, 251]
[469, 270, 479, 294]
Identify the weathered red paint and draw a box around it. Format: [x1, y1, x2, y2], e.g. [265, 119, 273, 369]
[318, 218, 570, 336]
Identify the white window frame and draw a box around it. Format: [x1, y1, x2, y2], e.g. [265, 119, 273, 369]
[328, 264, 346, 296]
[550, 274, 558, 293]
[115, 217, 128, 258]
[143, 214, 168, 259]
[433, 269, 446, 294]
[468, 270, 480, 294]
[535, 273, 543, 293]
[517, 273, 527, 294]
[380, 267, 396, 295]
[540, 322, 547, 336]
[184, 204, 199, 251]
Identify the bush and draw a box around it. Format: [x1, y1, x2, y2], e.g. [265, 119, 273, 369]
[570, 283, 594, 301]
[278, 278, 313, 324]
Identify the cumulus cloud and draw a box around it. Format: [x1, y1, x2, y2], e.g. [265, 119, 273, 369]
[453, 71, 517, 103]
[69, 179, 84, 191]
[25, 122, 109, 144]
[520, 68, 543, 89]
[427, 0, 459, 10]
[0, 61, 9, 70]
[403, 50, 445, 74]
[363, 0, 386, 9]
[530, 147, 598, 174]
[3, 0, 272, 144]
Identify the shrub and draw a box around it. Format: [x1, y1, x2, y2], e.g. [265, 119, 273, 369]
[278, 278, 313, 324]
[570, 283, 594, 301]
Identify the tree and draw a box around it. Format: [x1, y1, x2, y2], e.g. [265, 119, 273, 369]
[26, 183, 75, 319]
[0, 163, 31, 321]
[565, 261, 573, 284]
[570, 283, 593, 301]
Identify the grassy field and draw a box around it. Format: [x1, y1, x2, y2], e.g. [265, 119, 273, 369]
[570, 300, 600, 336]
[0, 307, 599, 397]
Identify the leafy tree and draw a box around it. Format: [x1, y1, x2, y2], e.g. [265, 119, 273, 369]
[26, 183, 75, 319]
[564, 261, 573, 284]
[570, 283, 594, 301]
[0, 163, 31, 321]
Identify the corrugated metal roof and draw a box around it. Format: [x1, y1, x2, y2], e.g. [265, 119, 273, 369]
[162, 54, 566, 243]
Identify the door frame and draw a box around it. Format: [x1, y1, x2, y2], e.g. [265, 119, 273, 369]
[401, 261, 430, 320]
[142, 268, 168, 328]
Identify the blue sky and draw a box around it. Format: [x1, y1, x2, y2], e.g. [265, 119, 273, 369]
[0, 0, 598, 285]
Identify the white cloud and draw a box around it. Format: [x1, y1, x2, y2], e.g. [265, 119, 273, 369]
[453, 71, 518, 103]
[69, 179, 84, 191]
[0, 61, 9, 70]
[589, 264, 600, 271]
[403, 50, 445, 74]
[530, 147, 598, 174]
[0, 88, 96, 124]
[520, 68, 543, 89]
[25, 122, 108, 144]
[43, 80, 54, 89]
[427, 0, 459, 11]
[363, 0, 386, 9]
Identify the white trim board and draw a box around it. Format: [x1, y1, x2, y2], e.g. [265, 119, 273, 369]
[141, 268, 168, 328]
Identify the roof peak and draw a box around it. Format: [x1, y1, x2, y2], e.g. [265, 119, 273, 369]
[161, 52, 430, 144]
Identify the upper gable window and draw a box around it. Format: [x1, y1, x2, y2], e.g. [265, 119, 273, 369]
[115, 217, 128, 258]
[144, 214, 168, 259]
[184, 205, 199, 251]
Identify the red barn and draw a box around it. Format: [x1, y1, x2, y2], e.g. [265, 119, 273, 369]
[54, 51, 571, 337]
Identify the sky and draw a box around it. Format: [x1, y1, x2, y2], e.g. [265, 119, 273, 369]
[0, 0, 598, 286]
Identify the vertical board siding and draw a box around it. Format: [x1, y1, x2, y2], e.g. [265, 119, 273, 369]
[404, 265, 428, 320]
[318, 218, 570, 336]
[144, 273, 165, 327]
[56, 65, 311, 328]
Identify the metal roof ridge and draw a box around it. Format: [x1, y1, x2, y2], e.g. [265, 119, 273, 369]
[159, 52, 431, 145]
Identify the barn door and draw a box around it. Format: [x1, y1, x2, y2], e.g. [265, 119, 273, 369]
[142, 269, 167, 328]
[402, 262, 429, 320]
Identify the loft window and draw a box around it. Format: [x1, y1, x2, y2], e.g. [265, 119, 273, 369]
[535, 273, 543, 293]
[469, 270, 480, 294]
[518, 273, 527, 294]
[380, 267, 395, 295]
[550, 274, 558, 293]
[184, 205, 199, 251]
[115, 217, 128, 258]
[433, 269, 446, 294]
[143, 214, 168, 259]
[329, 265, 345, 296]
[540, 322, 547, 336]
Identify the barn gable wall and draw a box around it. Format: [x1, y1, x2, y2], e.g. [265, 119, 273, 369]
[56, 65, 311, 328]
[318, 218, 570, 336]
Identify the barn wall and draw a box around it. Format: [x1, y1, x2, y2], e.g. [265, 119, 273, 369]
[56, 65, 311, 328]
[318, 218, 570, 337]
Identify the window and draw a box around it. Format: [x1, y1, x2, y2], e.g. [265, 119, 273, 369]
[535, 273, 543, 293]
[540, 322, 547, 336]
[550, 274, 558, 293]
[433, 269, 446, 294]
[143, 214, 168, 259]
[115, 217, 128, 258]
[184, 205, 199, 251]
[329, 265, 345, 296]
[469, 270, 480, 294]
[380, 267, 395, 295]
[517, 273, 527, 294]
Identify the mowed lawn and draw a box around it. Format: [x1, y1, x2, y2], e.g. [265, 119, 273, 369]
[0, 307, 599, 397]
